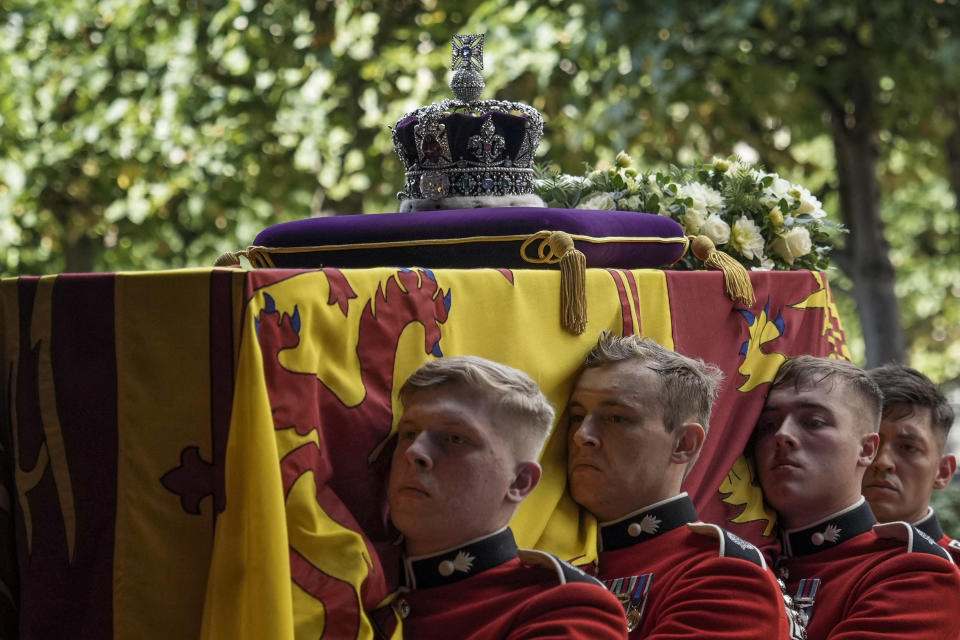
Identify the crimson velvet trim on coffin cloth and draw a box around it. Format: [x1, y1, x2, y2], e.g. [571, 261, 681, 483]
[250, 207, 687, 269]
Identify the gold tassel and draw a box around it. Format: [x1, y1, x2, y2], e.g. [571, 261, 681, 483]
[689, 235, 755, 307]
[545, 231, 588, 334]
[214, 250, 242, 267]
[213, 247, 274, 268]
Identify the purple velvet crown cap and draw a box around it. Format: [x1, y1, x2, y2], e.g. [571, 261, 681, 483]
[393, 111, 534, 170]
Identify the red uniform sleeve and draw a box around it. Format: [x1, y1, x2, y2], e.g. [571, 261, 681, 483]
[644, 556, 789, 640]
[825, 554, 960, 639]
[507, 582, 628, 640]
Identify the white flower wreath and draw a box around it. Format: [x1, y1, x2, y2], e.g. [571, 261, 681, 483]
[535, 154, 844, 272]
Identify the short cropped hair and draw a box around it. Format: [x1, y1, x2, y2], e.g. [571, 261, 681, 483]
[583, 332, 724, 434]
[868, 363, 955, 450]
[399, 356, 555, 460]
[772, 355, 882, 433]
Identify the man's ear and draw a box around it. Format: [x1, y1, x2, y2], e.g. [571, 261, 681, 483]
[507, 461, 542, 503]
[858, 432, 880, 467]
[933, 453, 957, 491]
[670, 422, 705, 465]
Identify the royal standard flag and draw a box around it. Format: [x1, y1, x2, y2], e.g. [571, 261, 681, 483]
[1, 266, 846, 639]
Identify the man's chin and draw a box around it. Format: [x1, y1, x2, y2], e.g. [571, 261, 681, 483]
[568, 482, 604, 515]
[862, 495, 900, 522]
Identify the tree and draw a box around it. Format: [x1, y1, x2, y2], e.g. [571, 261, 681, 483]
[568, 0, 960, 368]
[0, 0, 441, 272]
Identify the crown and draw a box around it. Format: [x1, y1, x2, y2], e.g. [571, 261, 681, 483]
[392, 34, 545, 206]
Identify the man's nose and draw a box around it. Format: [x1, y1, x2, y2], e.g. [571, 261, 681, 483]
[871, 441, 895, 472]
[404, 432, 435, 469]
[772, 417, 800, 450]
[571, 416, 601, 448]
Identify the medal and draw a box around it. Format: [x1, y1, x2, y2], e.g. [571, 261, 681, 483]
[604, 573, 655, 632]
[625, 604, 643, 631]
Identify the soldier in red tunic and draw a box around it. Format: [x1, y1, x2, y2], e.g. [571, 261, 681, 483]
[862, 363, 960, 563]
[377, 356, 627, 639]
[566, 332, 792, 638]
[753, 355, 960, 639]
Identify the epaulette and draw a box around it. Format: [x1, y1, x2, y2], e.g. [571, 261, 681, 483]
[687, 523, 767, 569]
[517, 549, 604, 586]
[874, 521, 954, 563]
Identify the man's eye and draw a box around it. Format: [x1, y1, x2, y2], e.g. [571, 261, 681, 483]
[755, 418, 777, 434]
[803, 417, 828, 429]
[901, 443, 920, 454]
[605, 414, 628, 424]
[447, 434, 467, 444]
[568, 413, 585, 424]
[399, 429, 418, 440]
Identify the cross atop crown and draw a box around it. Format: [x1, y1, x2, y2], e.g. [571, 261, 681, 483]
[452, 34, 484, 72]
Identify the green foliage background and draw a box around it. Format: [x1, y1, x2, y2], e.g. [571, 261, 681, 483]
[2, 0, 960, 517]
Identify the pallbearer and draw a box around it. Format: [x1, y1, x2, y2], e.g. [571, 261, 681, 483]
[753, 356, 960, 639]
[374, 355, 627, 639]
[862, 364, 960, 563]
[566, 332, 792, 638]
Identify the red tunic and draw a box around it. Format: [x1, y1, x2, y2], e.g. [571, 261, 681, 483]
[597, 494, 791, 639]
[777, 500, 960, 640]
[915, 508, 960, 565]
[378, 528, 628, 639]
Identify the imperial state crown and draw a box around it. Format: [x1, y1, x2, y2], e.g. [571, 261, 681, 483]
[391, 34, 546, 211]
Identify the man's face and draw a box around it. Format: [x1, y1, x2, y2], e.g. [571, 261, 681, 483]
[753, 380, 878, 529]
[388, 385, 520, 556]
[566, 360, 679, 521]
[862, 405, 952, 524]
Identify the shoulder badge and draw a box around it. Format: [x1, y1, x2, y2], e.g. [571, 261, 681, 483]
[873, 522, 954, 563]
[687, 522, 767, 568]
[517, 548, 604, 586]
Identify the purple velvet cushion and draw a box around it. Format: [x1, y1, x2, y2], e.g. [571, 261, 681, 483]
[249, 207, 687, 269]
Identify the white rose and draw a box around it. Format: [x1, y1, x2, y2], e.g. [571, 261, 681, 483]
[752, 255, 775, 271]
[577, 191, 617, 210]
[618, 194, 643, 211]
[772, 227, 813, 265]
[678, 182, 724, 216]
[763, 175, 793, 202]
[793, 185, 827, 219]
[681, 208, 707, 234]
[728, 216, 765, 260]
[700, 214, 731, 245]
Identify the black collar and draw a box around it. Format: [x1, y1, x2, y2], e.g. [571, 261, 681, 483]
[403, 527, 517, 589]
[782, 498, 877, 557]
[599, 493, 698, 552]
[915, 508, 944, 540]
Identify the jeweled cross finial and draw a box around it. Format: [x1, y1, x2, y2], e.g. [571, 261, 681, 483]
[452, 34, 484, 72]
[450, 34, 485, 102]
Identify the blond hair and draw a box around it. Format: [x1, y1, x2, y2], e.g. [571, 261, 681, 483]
[400, 356, 555, 459]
